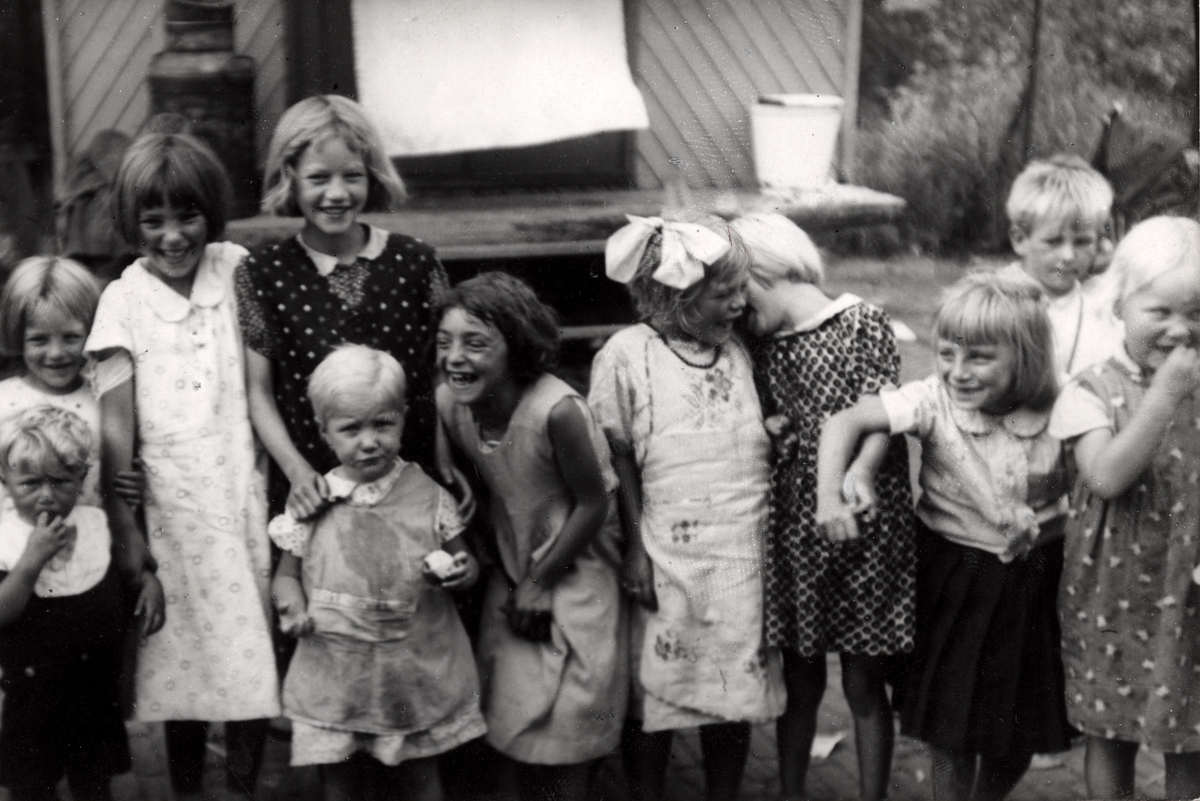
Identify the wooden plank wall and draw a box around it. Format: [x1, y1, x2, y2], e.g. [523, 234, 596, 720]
[45, 0, 286, 185]
[629, 0, 859, 189]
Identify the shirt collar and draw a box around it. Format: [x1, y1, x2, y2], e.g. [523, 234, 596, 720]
[129, 245, 224, 322]
[938, 381, 1050, 438]
[1111, 345, 1145, 382]
[297, 225, 388, 276]
[780, 293, 862, 335]
[324, 459, 406, 505]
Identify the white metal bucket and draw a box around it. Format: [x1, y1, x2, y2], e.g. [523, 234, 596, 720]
[750, 94, 844, 188]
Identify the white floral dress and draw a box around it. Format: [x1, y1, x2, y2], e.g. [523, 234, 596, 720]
[589, 324, 784, 731]
[85, 242, 279, 722]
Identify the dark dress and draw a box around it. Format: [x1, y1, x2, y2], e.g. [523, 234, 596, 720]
[235, 229, 448, 512]
[749, 297, 915, 657]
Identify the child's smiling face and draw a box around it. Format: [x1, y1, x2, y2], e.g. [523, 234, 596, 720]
[937, 339, 1018, 414]
[293, 136, 369, 251]
[320, 396, 404, 484]
[682, 273, 749, 346]
[22, 304, 88, 395]
[138, 202, 209, 295]
[2, 457, 83, 523]
[1011, 217, 1100, 298]
[1119, 263, 1200, 374]
[436, 308, 512, 408]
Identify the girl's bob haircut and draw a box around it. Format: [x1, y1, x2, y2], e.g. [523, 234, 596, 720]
[1106, 216, 1200, 310]
[730, 211, 823, 286]
[308, 344, 408, 427]
[0, 256, 100, 357]
[113, 132, 232, 246]
[435, 271, 559, 386]
[0, 405, 92, 479]
[626, 210, 750, 336]
[935, 270, 1058, 411]
[260, 94, 406, 217]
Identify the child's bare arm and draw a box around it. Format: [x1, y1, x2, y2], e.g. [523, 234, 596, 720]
[99, 372, 153, 584]
[844, 431, 891, 513]
[610, 442, 655, 610]
[0, 513, 73, 628]
[245, 349, 329, 519]
[271, 552, 312, 637]
[1074, 346, 1200, 499]
[816, 396, 893, 541]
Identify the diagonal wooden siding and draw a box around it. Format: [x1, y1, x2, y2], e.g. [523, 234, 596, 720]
[47, 0, 286, 176]
[630, 0, 858, 189]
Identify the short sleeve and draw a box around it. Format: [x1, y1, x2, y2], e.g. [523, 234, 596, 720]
[587, 337, 639, 457]
[85, 282, 134, 357]
[90, 350, 134, 398]
[879, 376, 939, 439]
[1048, 379, 1111, 441]
[855, 304, 902, 395]
[234, 254, 280, 357]
[434, 486, 467, 543]
[267, 511, 312, 557]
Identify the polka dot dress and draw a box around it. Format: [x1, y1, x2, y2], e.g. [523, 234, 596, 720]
[749, 299, 915, 657]
[235, 232, 447, 512]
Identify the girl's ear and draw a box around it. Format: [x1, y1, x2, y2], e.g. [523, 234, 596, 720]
[1009, 225, 1029, 254]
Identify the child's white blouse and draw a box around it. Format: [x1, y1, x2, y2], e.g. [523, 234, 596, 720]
[0, 506, 110, 596]
[880, 375, 1068, 558]
[1047, 349, 1138, 441]
[268, 460, 466, 557]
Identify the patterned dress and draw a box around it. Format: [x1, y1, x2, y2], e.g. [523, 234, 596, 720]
[1050, 354, 1200, 751]
[235, 226, 447, 511]
[589, 324, 784, 731]
[749, 296, 915, 656]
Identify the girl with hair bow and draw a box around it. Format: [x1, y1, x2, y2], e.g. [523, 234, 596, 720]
[588, 212, 784, 801]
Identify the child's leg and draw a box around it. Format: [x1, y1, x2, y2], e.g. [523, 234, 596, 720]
[163, 720, 209, 795]
[1163, 751, 1200, 800]
[699, 721, 751, 801]
[973, 750, 1031, 801]
[777, 649, 826, 799]
[380, 755, 443, 801]
[840, 654, 894, 801]
[515, 761, 592, 801]
[622, 721, 672, 801]
[1084, 736, 1138, 798]
[929, 745, 975, 801]
[224, 717, 270, 796]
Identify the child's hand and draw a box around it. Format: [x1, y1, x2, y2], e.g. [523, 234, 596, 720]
[277, 599, 313, 638]
[620, 548, 657, 611]
[19, 512, 74, 570]
[113, 459, 146, 508]
[134, 571, 166, 636]
[285, 467, 331, 521]
[505, 577, 553, 642]
[428, 551, 479, 590]
[842, 471, 878, 520]
[763, 414, 798, 460]
[1152, 345, 1200, 402]
[816, 494, 861, 542]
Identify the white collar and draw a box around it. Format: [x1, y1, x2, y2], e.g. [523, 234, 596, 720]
[782, 293, 862, 335]
[324, 459, 406, 506]
[126, 245, 225, 322]
[297, 225, 388, 277]
[937, 380, 1050, 438]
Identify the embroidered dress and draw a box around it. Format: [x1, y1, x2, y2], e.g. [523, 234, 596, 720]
[1050, 353, 1200, 751]
[85, 242, 279, 722]
[439, 375, 627, 763]
[269, 460, 486, 767]
[589, 324, 784, 732]
[881, 376, 1074, 756]
[0, 507, 129, 791]
[0, 376, 101, 510]
[749, 295, 915, 656]
[235, 226, 447, 510]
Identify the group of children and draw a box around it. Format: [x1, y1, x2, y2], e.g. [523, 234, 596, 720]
[0, 90, 1195, 801]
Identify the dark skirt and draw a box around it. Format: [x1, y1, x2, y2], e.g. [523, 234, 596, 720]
[899, 521, 1074, 757]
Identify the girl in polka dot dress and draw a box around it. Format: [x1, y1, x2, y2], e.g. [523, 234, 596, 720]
[235, 95, 448, 519]
[732, 213, 914, 801]
[86, 133, 280, 799]
[1049, 216, 1200, 800]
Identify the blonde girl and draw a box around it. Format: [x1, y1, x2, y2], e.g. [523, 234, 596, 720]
[817, 270, 1073, 801]
[86, 132, 279, 800]
[235, 94, 447, 520]
[589, 213, 784, 801]
[733, 212, 914, 801]
[1049, 216, 1200, 800]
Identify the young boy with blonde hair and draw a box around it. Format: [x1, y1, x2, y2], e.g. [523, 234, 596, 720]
[1005, 153, 1120, 377]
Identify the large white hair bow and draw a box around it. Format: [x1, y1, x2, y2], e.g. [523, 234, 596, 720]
[605, 215, 730, 290]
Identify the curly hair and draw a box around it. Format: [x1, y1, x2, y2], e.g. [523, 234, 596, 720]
[435, 271, 560, 385]
[0, 406, 92, 479]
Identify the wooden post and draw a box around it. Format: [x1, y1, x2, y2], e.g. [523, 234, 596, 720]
[840, 0, 864, 181]
[1021, 0, 1043, 160]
